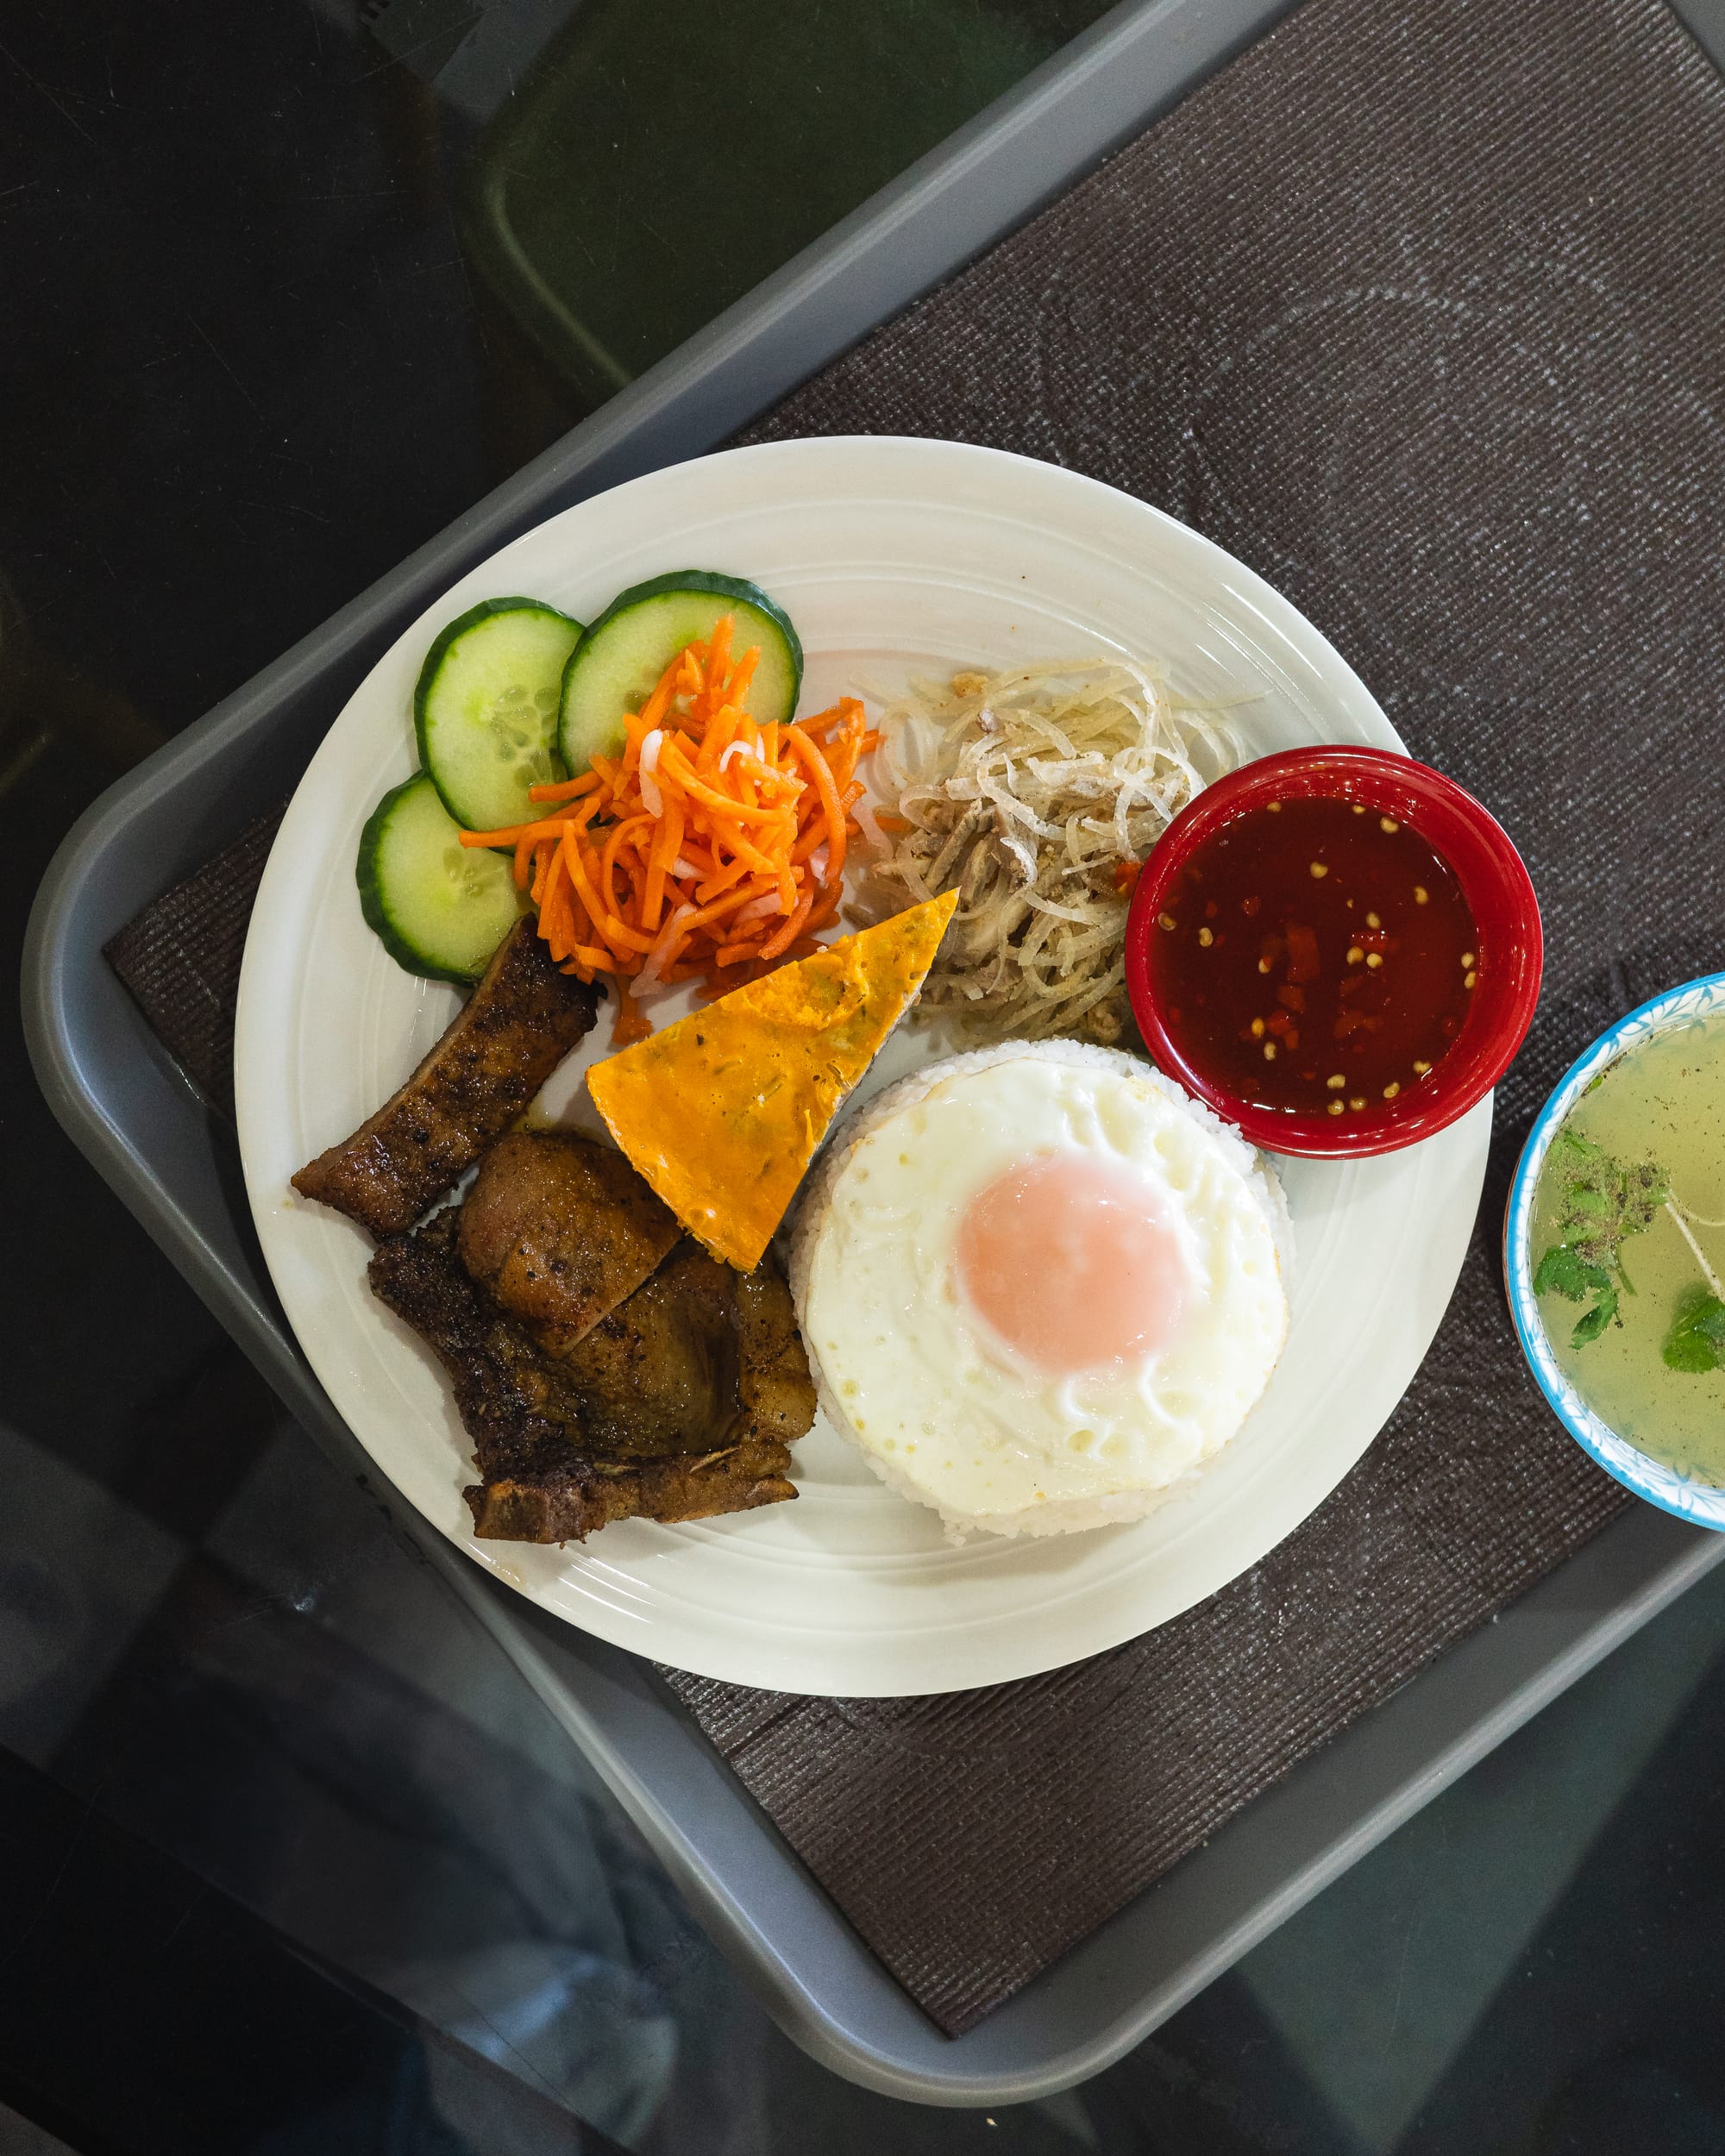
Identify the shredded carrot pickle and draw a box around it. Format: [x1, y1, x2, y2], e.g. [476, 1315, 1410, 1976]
[461, 617, 876, 1043]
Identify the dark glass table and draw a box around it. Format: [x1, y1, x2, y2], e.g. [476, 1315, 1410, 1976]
[6, 2, 1725, 2147]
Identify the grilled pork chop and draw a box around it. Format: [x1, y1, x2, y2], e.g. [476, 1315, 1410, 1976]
[369, 1209, 812, 1542]
[557, 1240, 817, 1453]
[457, 1131, 680, 1353]
[293, 920, 598, 1238]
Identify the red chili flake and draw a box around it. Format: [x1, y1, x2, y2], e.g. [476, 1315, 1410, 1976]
[1113, 859, 1142, 896]
[1241, 895, 1261, 918]
[1284, 924, 1320, 984]
[1265, 1011, 1293, 1037]
[1276, 984, 1307, 1013]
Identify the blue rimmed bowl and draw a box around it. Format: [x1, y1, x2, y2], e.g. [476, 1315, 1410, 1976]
[1505, 972, 1725, 1531]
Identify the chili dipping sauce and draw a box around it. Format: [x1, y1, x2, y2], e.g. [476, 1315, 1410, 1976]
[1145, 796, 1479, 1118]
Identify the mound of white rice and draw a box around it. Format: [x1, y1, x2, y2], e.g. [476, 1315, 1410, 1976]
[789, 1041, 1293, 1541]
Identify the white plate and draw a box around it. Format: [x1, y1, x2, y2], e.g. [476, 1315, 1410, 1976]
[237, 437, 1489, 1697]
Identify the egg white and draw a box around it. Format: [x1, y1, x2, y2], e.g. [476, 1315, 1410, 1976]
[790, 1042, 1291, 1539]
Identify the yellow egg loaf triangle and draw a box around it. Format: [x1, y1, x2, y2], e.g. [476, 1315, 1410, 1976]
[586, 890, 958, 1271]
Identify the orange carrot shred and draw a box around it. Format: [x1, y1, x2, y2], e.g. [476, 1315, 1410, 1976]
[609, 984, 653, 1047]
[528, 773, 600, 804]
[758, 881, 815, 962]
[460, 627, 877, 1037]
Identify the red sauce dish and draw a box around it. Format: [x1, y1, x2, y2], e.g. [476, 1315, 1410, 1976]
[1124, 746, 1542, 1158]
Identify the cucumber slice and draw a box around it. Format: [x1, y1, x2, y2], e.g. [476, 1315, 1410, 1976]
[558, 571, 802, 774]
[358, 774, 524, 984]
[415, 597, 585, 831]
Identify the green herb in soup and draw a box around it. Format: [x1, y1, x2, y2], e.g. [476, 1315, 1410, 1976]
[1532, 1015, 1725, 1482]
[1534, 1129, 1669, 1346]
[1663, 1282, 1725, 1373]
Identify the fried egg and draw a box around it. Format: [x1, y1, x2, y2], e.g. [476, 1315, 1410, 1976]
[788, 1041, 1291, 1539]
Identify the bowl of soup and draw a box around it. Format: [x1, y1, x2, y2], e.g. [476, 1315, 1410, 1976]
[1506, 974, 1725, 1528]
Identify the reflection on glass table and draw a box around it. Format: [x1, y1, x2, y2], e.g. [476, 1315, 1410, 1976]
[452, 0, 1113, 404]
[9, 1382, 1725, 2151]
[359, 0, 1117, 411]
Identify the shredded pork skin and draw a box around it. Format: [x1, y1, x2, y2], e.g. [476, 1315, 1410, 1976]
[854, 659, 1239, 1045]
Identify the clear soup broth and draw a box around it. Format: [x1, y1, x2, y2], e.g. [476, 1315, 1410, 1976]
[1532, 1013, 1725, 1485]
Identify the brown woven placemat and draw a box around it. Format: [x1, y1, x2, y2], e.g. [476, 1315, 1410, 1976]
[105, 0, 1725, 2040]
[105, 805, 286, 1119]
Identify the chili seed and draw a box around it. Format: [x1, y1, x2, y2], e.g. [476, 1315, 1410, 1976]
[1352, 804, 1366, 815]
[1258, 958, 1271, 974]
[1264, 1042, 1277, 1061]
[1414, 885, 1428, 904]
[1198, 926, 1214, 947]
[1327, 1100, 1345, 1116]
[1157, 912, 1176, 931]
[1465, 969, 1477, 989]
[1380, 816, 1399, 833]
[1347, 945, 1364, 965]
[1327, 1073, 1346, 1089]
[1266, 800, 1281, 812]
[1309, 861, 1328, 878]
[1414, 1058, 1432, 1075]
[1366, 952, 1383, 969]
[1460, 951, 1476, 968]
[1349, 1096, 1366, 1111]
[1383, 1081, 1401, 1100]
[1251, 1017, 1266, 1038]
[1365, 912, 1382, 929]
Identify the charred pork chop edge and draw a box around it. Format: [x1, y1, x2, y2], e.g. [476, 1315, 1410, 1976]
[292, 919, 599, 1238]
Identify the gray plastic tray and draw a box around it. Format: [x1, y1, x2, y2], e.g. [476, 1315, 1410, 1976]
[23, 0, 1725, 2106]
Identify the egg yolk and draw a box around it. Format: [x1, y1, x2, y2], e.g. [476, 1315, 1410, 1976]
[955, 1152, 1189, 1374]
